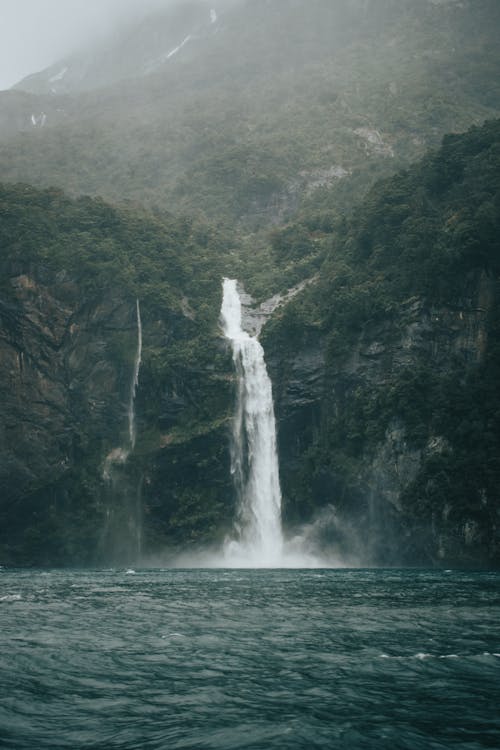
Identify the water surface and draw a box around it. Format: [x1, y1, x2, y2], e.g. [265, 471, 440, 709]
[1, 568, 499, 749]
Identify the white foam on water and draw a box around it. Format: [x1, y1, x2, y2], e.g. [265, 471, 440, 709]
[0, 594, 22, 601]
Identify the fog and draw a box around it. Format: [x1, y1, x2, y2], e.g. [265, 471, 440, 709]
[0, 0, 199, 90]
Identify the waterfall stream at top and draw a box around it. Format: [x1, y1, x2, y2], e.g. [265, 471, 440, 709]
[128, 299, 142, 451]
[101, 299, 143, 564]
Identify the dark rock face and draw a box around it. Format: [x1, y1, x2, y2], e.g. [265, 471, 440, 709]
[0, 265, 234, 566]
[265, 270, 500, 567]
[2, 115, 499, 568]
[1, 258, 498, 568]
[144, 426, 234, 562]
[267, 333, 325, 524]
[1, 278, 118, 495]
[0, 268, 139, 563]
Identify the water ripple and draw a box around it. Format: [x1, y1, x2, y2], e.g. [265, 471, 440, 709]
[0, 569, 499, 749]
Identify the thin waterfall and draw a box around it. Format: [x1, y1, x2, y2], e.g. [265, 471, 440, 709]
[220, 278, 284, 566]
[128, 299, 142, 451]
[101, 299, 143, 565]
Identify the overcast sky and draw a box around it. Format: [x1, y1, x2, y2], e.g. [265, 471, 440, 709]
[0, 0, 178, 90]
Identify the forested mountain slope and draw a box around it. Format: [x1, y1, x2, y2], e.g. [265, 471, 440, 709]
[0, 120, 498, 566]
[0, 0, 499, 567]
[265, 119, 500, 566]
[0, 0, 498, 225]
[0, 185, 235, 564]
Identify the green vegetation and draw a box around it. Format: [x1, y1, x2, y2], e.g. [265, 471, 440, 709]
[264, 119, 500, 564]
[0, 183, 236, 564]
[1, 0, 500, 565]
[1, 117, 499, 565]
[0, 0, 499, 230]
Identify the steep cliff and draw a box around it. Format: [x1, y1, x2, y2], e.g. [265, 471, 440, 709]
[1, 121, 499, 568]
[0, 185, 234, 565]
[264, 120, 500, 567]
[0, 272, 136, 564]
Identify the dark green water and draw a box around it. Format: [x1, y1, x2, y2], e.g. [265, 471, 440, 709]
[1, 569, 499, 749]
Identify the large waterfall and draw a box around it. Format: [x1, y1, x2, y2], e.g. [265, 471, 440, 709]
[220, 278, 284, 566]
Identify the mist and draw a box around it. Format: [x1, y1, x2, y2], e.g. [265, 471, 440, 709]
[0, 0, 205, 90]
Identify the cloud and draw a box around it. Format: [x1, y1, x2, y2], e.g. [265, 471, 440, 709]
[0, 0, 185, 90]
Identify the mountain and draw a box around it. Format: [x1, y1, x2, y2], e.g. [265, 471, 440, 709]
[0, 0, 499, 228]
[264, 119, 500, 566]
[1, 119, 499, 567]
[0, 184, 234, 564]
[13, 1, 226, 96]
[0, 0, 499, 567]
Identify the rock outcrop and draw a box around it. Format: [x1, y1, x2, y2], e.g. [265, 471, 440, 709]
[265, 265, 499, 568]
[0, 268, 137, 563]
[0, 185, 235, 566]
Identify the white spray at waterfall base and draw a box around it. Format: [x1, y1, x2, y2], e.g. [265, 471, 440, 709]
[219, 278, 329, 568]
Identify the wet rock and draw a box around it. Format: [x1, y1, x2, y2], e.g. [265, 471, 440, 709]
[266, 269, 498, 566]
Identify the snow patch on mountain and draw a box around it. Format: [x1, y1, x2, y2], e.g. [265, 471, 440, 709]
[145, 31, 199, 72]
[166, 35, 192, 60]
[49, 67, 68, 83]
[31, 113, 47, 128]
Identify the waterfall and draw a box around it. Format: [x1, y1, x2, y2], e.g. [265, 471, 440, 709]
[220, 278, 284, 566]
[128, 299, 142, 450]
[101, 299, 143, 565]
